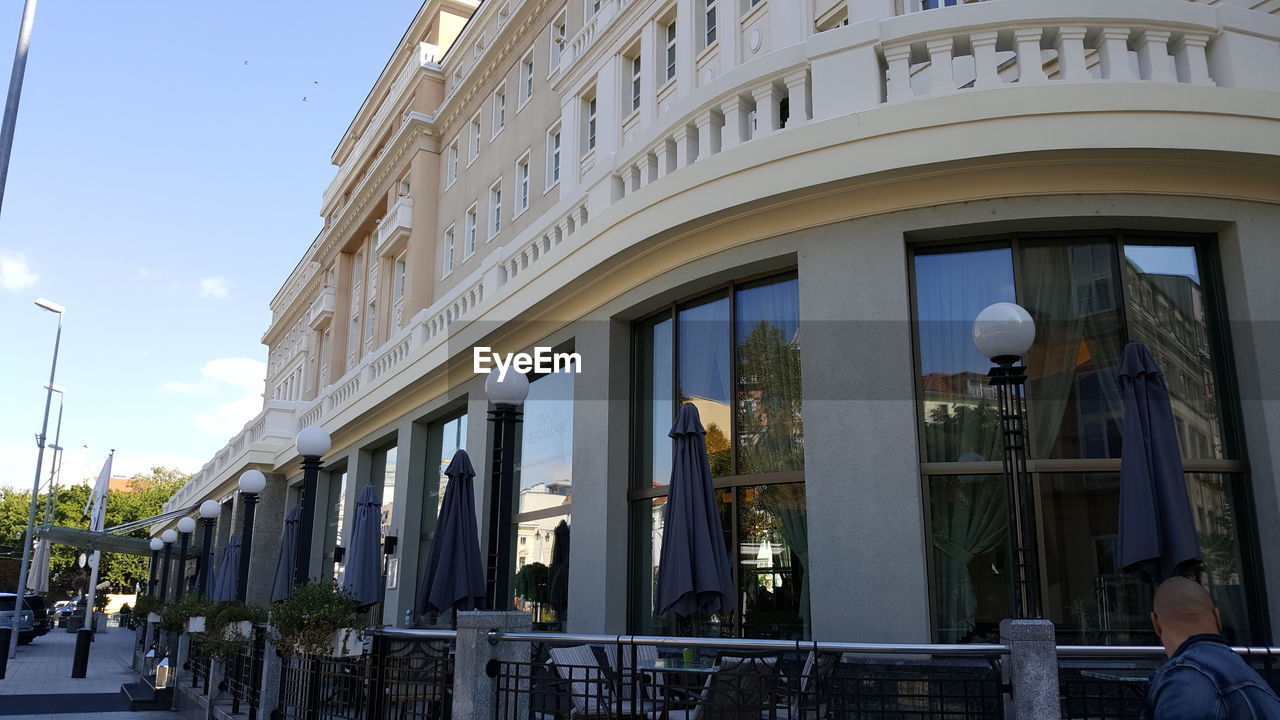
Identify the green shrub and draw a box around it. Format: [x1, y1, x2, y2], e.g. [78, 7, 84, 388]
[269, 581, 366, 658]
[201, 600, 268, 659]
[133, 594, 164, 617]
[157, 598, 214, 633]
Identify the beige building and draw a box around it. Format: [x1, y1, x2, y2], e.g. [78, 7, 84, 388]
[162, 0, 1280, 647]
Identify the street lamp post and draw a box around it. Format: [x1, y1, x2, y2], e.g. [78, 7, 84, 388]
[294, 427, 331, 587]
[148, 537, 164, 596]
[175, 517, 196, 602]
[42, 383, 64, 525]
[236, 470, 266, 603]
[973, 302, 1041, 619]
[196, 500, 220, 597]
[159, 529, 177, 602]
[8, 298, 64, 660]
[483, 367, 529, 610]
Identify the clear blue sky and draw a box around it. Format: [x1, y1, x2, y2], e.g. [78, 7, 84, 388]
[0, 0, 424, 490]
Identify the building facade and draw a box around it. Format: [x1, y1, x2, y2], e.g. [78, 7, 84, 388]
[161, 0, 1280, 646]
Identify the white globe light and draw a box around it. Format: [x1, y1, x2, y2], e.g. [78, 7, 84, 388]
[296, 425, 332, 458]
[161, 529, 178, 544]
[973, 302, 1036, 360]
[177, 517, 197, 534]
[199, 500, 221, 519]
[485, 367, 530, 406]
[149, 537, 165, 552]
[239, 469, 267, 495]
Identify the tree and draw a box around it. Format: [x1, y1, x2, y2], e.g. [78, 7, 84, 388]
[0, 467, 188, 597]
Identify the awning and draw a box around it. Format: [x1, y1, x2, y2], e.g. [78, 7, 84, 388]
[33, 525, 159, 557]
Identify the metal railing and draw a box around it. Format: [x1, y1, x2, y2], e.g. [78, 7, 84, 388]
[187, 636, 211, 695]
[489, 633, 1007, 720]
[222, 624, 268, 720]
[1057, 645, 1280, 720]
[276, 628, 456, 720]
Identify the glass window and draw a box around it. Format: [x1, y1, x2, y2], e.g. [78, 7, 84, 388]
[393, 257, 406, 301]
[547, 125, 561, 186]
[379, 446, 398, 541]
[914, 247, 1014, 463]
[631, 55, 642, 112]
[492, 86, 506, 135]
[323, 466, 350, 581]
[520, 53, 534, 104]
[443, 228, 455, 276]
[490, 181, 502, 237]
[632, 273, 804, 637]
[465, 205, 478, 256]
[586, 97, 597, 151]
[705, 0, 718, 47]
[512, 370, 574, 630]
[665, 22, 677, 81]
[913, 233, 1254, 644]
[550, 13, 566, 70]
[469, 112, 481, 162]
[446, 140, 458, 185]
[517, 156, 530, 213]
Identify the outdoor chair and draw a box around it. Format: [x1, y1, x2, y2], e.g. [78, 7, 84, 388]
[769, 651, 839, 720]
[605, 644, 662, 702]
[549, 645, 655, 718]
[646, 654, 782, 720]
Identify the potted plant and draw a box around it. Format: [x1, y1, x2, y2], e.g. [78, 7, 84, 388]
[202, 601, 268, 660]
[269, 581, 366, 658]
[134, 594, 164, 624]
[158, 598, 213, 634]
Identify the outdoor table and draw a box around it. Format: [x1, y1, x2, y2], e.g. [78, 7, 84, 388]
[641, 658, 716, 673]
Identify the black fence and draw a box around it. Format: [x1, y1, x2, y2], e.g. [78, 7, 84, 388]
[275, 629, 455, 720]
[222, 624, 268, 720]
[1059, 649, 1280, 720]
[187, 635, 212, 695]
[491, 637, 1006, 720]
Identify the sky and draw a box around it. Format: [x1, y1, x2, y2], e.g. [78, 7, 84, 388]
[0, 1, 425, 490]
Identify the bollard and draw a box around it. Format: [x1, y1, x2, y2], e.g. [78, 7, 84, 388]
[71, 627, 94, 678]
[0, 628, 10, 679]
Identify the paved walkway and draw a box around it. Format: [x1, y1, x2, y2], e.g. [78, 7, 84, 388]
[0, 624, 178, 718]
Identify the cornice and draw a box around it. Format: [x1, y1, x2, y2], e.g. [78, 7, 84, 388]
[436, 0, 557, 141]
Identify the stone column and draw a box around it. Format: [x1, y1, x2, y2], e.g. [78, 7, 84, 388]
[1099, 27, 1136, 81]
[751, 82, 779, 139]
[244, 472, 287, 606]
[694, 110, 719, 160]
[782, 70, 810, 127]
[720, 95, 748, 150]
[1000, 619, 1059, 720]
[1173, 33, 1213, 86]
[1136, 30, 1175, 83]
[926, 38, 955, 95]
[1013, 27, 1047, 83]
[452, 611, 532, 720]
[258, 637, 283, 718]
[884, 45, 913, 103]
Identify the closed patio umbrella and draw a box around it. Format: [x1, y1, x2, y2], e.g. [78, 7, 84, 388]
[211, 535, 241, 602]
[26, 538, 50, 594]
[417, 449, 485, 613]
[1117, 340, 1201, 581]
[548, 520, 570, 616]
[270, 505, 302, 602]
[343, 484, 384, 608]
[655, 403, 735, 617]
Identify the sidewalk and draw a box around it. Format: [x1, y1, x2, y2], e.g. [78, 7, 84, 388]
[0, 624, 176, 718]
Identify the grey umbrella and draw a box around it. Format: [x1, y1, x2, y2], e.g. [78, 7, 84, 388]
[548, 520, 570, 616]
[418, 449, 486, 613]
[270, 505, 302, 602]
[1117, 340, 1201, 581]
[210, 535, 241, 602]
[655, 403, 735, 617]
[343, 484, 384, 608]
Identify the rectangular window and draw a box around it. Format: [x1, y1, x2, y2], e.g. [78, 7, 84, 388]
[550, 12, 567, 71]
[586, 97, 597, 151]
[547, 124, 561, 187]
[705, 0, 718, 47]
[520, 52, 535, 107]
[416, 413, 467, 626]
[464, 205, 478, 257]
[322, 465, 348, 580]
[364, 299, 376, 341]
[665, 22, 677, 81]
[393, 257, 406, 300]
[446, 140, 459, 186]
[442, 228, 455, 276]
[492, 85, 506, 136]
[516, 154, 530, 214]
[490, 180, 502, 237]
[469, 112, 481, 163]
[630, 55, 642, 112]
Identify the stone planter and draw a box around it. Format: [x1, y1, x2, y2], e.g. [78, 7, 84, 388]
[187, 616, 206, 633]
[147, 612, 162, 624]
[227, 620, 253, 640]
[331, 628, 362, 657]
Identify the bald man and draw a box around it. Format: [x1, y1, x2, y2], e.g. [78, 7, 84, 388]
[1142, 577, 1280, 719]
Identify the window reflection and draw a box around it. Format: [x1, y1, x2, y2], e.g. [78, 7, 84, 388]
[915, 248, 1014, 462]
[928, 475, 1008, 643]
[738, 483, 809, 639]
[1122, 245, 1225, 459]
[678, 293, 732, 476]
[632, 491, 735, 637]
[323, 467, 349, 581]
[416, 414, 466, 627]
[735, 277, 803, 474]
[379, 446, 398, 540]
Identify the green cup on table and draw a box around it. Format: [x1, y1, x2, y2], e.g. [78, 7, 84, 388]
[681, 647, 695, 664]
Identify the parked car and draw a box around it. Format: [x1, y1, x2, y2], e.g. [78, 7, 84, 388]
[25, 595, 50, 637]
[0, 593, 36, 645]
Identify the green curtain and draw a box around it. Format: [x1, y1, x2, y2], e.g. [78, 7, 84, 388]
[931, 475, 1007, 643]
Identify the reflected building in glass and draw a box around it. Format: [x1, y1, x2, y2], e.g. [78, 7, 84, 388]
[154, 0, 1280, 649]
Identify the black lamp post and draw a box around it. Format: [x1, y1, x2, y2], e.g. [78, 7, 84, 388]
[196, 500, 220, 597]
[974, 302, 1041, 619]
[236, 470, 266, 603]
[147, 537, 164, 596]
[175, 517, 196, 602]
[294, 426, 331, 587]
[159, 529, 177, 602]
[483, 367, 529, 611]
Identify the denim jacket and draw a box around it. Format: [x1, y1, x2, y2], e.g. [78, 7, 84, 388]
[1143, 634, 1280, 719]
